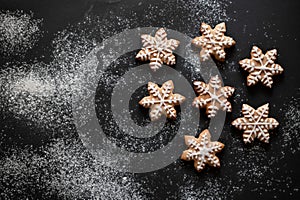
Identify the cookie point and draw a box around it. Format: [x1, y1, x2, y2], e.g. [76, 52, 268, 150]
[138, 99, 144, 105]
[184, 135, 195, 145]
[221, 143, 225, 148]
[166, 80, 174, 84]
[243, 139, 250, 144]
[231, 86, 235, 92]
[231, 120, 236, 126]
[184, 135, 194, 140]
[219, 22, 226, 26]
[157, 27, 166, 33]
[200, 129, 211, 137]
[273, 119, 279, 127]
[242, 103, 250, 110]
[264, 103, 270, 107]
[180, 151, 188, 160]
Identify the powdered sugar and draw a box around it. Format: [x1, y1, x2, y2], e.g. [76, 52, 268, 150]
[179, 0, 231, 31]
[280, 96, 300, 154]
[0, 138, 145, 199]
[0, 10, 42, 57]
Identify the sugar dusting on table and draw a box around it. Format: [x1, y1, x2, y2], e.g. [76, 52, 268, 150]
[0, 138, 145, 199]
[0, 10, 42, 57]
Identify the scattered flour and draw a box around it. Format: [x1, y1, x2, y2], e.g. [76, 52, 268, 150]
[0, 10, 42, 57]
[0, 138, 145, 199]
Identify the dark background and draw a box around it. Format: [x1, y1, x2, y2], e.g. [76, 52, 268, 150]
[0, 0, 299, 199]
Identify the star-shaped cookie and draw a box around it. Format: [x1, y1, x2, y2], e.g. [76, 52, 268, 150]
[193, 75, 235, 118]
[181, 129, 224, 172]
[139, 80, 185, 121]
[136, 28, 180, 71]
[232, 103, 279, 144]
[239, 46, 284, 88]
[192, 22, 236, 61]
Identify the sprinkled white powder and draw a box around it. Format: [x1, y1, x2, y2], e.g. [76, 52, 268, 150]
[280, 97, 300, 154]
[179, 0, 231, 29]
[0, 10, 42, 56]
[0, 62, 69, 129]
[0, 138, 145, 199]
[177, 178, 231, 199]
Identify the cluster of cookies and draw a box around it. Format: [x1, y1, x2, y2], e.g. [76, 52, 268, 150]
[136, 23, 284, 172]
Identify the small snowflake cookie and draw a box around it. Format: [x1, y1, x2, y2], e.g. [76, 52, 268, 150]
[239, 46, 284, 88]
[136, 28, 180, 71]
[139, 80, 185, 121]
[192, 22, 236, 61]
[193, 75, 235, 118]
[181, 129, 224, 172]
[232, 103, 279, 144]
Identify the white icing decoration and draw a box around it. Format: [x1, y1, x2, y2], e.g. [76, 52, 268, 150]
[239, 46, 284, 88]
[232, 103, 279, 143]
[193, 75, 235, 118]
[139, 80, 185, 121]
[192, 22, 235, 61]
[135, 28, 180, 71]
[181, 130, 224, 172]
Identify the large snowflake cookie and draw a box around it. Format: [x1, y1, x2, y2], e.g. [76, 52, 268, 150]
[193, 75, 235, 118]
[239, 46, 284, 88]
[232, 103, 279, 144]
[181, 129, 224, 172]
[136, 28, 180, 71]
[192, 22, 235, 61]
[139, 80, 185, 121]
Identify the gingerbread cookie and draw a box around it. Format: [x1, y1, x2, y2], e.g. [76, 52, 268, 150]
[181, 129, 224, 172]
[136, 28, 180, 71]
[193, 75, 235, 118]
[232, 103, 279, 144]
[139, 80, 185, 121]
[192, 22, 235, 61]
[239, 46, 284, 88]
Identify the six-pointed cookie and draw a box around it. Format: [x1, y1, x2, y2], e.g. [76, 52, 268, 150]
[136, 28, 180, 71]
[139, 80, 185, 121]
[232, 103, 279, 143]
[181, 129, 224, 172]
[239, 46, 284, 88]
[192, 22, 236, 61]
[193, 75, 235, 118]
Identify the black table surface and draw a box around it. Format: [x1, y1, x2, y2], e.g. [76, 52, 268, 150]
[0, 0, 299, 199]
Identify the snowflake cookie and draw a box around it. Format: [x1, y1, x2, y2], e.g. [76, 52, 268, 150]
[193, 75, 235, 118]
[232, 103, 279, 144]
[181, 129, 224, 172]
[192, 22, 235, 61]
[139, 80, 185, 121]
[239, 46, 284, 88]
[136, 28, 180, 71]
